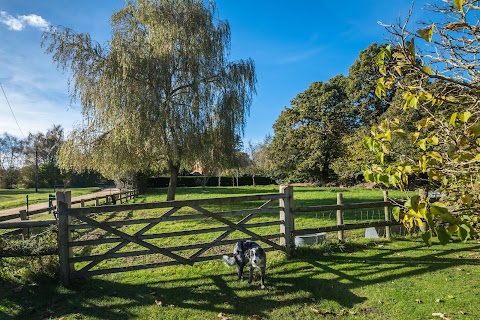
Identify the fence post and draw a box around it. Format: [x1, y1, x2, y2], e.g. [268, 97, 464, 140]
[19, 210, 29, 240]
[279, 185, 294, 255]
[95, 197, 99, 206]
[383, 190, 391, 240]
[336, 193, 344, 242]
[81, 199, 85, 207]
[57, 191, 72, 286]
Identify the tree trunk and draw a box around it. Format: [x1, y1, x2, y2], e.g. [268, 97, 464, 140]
[167, 164, 180, 201]
[252, 174, 256, 187]
[218, 175, 221, 186]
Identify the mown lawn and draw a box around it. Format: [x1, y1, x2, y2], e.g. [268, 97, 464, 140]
[1, 186, 478, 319]
[0, 188, 101, 211]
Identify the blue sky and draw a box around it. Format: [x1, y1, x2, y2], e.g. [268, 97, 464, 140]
[0, 0, 429, 143]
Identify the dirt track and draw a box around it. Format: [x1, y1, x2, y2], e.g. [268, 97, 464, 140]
[0, 188, 121, 219]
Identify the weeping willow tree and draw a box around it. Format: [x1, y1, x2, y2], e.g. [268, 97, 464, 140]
[42, 0, 256, 200]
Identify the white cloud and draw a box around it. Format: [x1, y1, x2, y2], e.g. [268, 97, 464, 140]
[0, 11, 50, 31]
[20, 14, 50, 31]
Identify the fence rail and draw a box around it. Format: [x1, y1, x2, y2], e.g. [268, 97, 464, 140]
[0, 190, 137, 237]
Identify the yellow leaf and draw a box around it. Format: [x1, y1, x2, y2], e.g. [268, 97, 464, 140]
[453, 0, 464, 11]
[458, 111, 472, 123]
[422, 66, 432, 76]
[417, 24, 435, 42]
[461, 194, 473, 204]
[394, 66, 403, 76]
[412, 132, 420, 144]
[450, 113, 458, 126]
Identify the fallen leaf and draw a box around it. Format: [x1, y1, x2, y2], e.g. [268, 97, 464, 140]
[217, 312, 230, 320]
[447, 295, 454, 299]
[459, 311, 467, 315]
[415, 299, 423, 304]
[435, 299, 444, 303]
[154, 300, 162, 307]
[321, 310, 335, 316]
[348, 310, 357, 315]
[432, 312, 445, 317]
[310, 307, 320, 314]
[339, 309, 347, 315]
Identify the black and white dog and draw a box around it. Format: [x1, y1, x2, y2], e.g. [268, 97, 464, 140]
[222, 240, 266, 289]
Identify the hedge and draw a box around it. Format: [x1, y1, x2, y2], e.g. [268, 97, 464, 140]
[146, 176, 275, 188]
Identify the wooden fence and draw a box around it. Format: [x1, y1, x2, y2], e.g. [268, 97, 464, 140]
[0, 189, 137, 237]
[0, 186, 401, 286]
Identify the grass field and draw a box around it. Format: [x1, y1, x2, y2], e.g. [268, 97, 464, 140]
[1, 186, 478, 319]
[0, 187, 102, 211]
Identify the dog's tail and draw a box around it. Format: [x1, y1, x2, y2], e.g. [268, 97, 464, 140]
[222, 255, 236, 267]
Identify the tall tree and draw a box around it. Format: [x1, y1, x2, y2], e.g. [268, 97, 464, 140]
[21, 125, 64, 188]
[346, 43, 396, 126]
[0, 133, 22, 188]
[42, 0, 256, 200]
[270, 75, 351, 183]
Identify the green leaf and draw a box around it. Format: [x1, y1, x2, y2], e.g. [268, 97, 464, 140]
[457, 224, 470, 241]
[378, 174, 390, 185]
[426, 210, 434, 230]
[430, 202, 449, 216]
[376, 152, 385, 165]
[380, 46, 392, 59]
[392, 206, 401, 221]
[422, 230, 432, 246]
[453, 0, 464, 11]
[405, 195, 420, 211]
[436, 226, 451, 245]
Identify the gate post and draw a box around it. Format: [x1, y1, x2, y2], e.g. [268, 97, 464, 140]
[336, 193, 345, 242]
[279, 185, 294, 254]
[19, 210, 29, 240]
[57, 191, 72, 286]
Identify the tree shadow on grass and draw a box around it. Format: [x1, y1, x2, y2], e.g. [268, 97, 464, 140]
[3, 242, 479, 319]
[4, 265, 365, 319]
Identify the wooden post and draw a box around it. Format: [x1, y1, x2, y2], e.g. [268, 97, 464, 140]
[279, 185, 294, 254]
[95, 197, 99, 206]
[383, 190, 391, 239]
[19, 210, 29, 240]
[119, 192, 123, 204]
[81, 199, 85, 207]
[57, 191, 72, 286]
[105, 195, 109, 204]
[336, 193, 344, 242]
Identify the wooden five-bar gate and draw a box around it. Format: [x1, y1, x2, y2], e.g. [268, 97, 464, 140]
[1, 186, 399, 286]
[56, 186, 294, 285]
